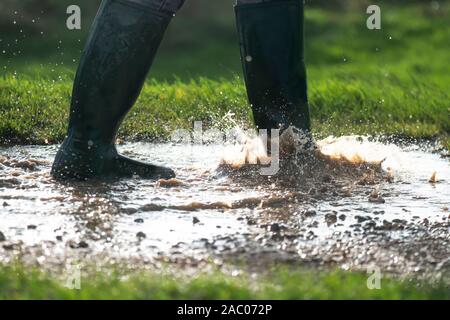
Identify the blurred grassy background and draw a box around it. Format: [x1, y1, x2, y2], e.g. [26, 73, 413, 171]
[1, 0, 448, 80]
[0, 0, 449, 146]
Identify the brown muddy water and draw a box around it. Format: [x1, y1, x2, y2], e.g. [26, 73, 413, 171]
[0, 136, 449, 281]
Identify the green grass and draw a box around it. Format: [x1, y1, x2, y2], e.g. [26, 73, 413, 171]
[1, 74, 448, 146]
[1, 3, 448, 148]
[0, 264, 448, 300]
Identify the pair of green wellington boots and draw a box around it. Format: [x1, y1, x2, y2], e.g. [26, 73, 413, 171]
[51, 0, 310, 180]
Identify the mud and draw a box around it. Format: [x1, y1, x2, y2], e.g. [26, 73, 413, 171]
[0, 137, 449, 282]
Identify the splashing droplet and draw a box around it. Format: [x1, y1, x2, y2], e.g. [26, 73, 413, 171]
[428, 171, 437, 183]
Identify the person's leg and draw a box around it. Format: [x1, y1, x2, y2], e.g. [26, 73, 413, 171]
[52, 0, 186, 181]
[234, 0, 310, 134]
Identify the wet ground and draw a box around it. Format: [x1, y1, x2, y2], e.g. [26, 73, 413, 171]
[0, 136, 449, 281]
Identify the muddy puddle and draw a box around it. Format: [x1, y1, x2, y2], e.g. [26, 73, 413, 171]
[0, 136, 449, 281]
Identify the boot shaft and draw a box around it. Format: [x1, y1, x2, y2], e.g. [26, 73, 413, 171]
[235, 0, 310, 132]
[68, 0, 174, 146]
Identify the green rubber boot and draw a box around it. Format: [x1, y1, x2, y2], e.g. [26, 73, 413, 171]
[235, 0, 311, 134]
[52, 0, 176, 181]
